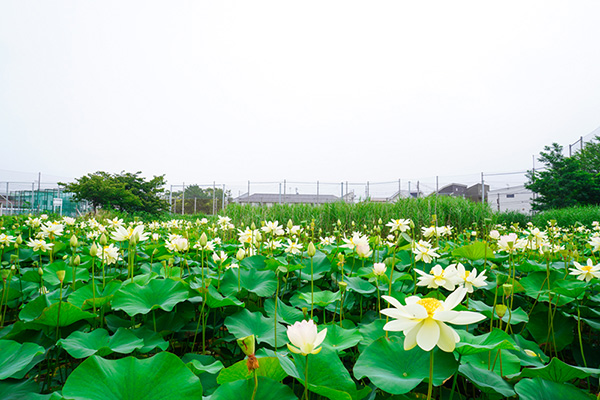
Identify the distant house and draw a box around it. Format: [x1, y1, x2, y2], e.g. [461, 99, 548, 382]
[233, 193, 340, 206]
[370, 189, 419, 203]
[465, 183, 490, 203]
[437, 183, 467, 197]
[487, 185, 533, 214]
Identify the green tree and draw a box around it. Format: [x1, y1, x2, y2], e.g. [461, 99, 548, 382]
[60, 171, 169, 215]
[526, 140, 600, 211]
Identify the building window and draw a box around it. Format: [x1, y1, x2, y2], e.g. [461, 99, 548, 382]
[506, 194, 515, 198]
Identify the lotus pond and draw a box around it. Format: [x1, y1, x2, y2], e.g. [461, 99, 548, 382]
[0, 214, 599, 399]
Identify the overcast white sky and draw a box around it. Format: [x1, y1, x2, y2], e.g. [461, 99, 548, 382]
[1, 1, 600, 196]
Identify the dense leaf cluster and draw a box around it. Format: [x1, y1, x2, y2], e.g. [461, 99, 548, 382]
[527, 137, 600, 211]
[60, 171, 168, 215]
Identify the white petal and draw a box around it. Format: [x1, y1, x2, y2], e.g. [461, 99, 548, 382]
[314, 328, 327, 348]
[383, 318, 422, 333]
[436, 322, 457, 352]
[443, 287, 467, 310]
[445, 311, 486, 325]
[416, 318, 440, 352]
[382, 295, 405, 310]
[404, 303, 428, 319]
[403, 325, 420, 350]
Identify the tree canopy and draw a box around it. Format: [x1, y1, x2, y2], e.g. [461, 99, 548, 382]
[526, 137, 600, 211]
[60, 171, 169, 215]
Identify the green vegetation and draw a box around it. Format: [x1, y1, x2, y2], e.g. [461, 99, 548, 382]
[223, 196, 495, 233]
[60, 171, 169, 215]
[527, 136, 600, 211]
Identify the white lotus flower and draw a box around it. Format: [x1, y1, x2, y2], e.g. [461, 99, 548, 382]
[382, 287, 486, 352]
[110, 225, 149, 243]
[412, 240, 440, 264]
[27, 238, 53, 253]
[569, 259, 600, 282]
[415, 264, 459, 291]
[453, 263, 488, 293]
[284, 239, 303, 255]
[286, 320, 327, 355]
[98, 244, 121, 265]
[262, 220, 284, 236]
[373, 262, 387, 276]
[386, 219, 411, 233]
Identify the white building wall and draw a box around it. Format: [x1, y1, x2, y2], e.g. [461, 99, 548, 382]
[488, 185, 533, 214]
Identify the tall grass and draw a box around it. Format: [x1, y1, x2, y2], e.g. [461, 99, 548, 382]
[222, 196, 495, 233]
[533, 205, 600, 227]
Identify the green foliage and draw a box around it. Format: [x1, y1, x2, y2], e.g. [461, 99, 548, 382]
[533, 204, 600, 227]
[527, 139, 600, 211]
[60, 171, 168, 215]
[223, 195, 494, 233]
[170, 184, 231, 215]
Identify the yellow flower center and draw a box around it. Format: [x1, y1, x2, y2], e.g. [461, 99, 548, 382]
[417, 297, 442, 316]
[465, 271, 471, 278]
[583, 265, 593, 272]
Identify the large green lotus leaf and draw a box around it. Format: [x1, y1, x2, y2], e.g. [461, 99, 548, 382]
[43, 261, 89, 286]
[514, 377, 594, 400]
[526, 306, 574, 352]
[0, 378, 57, 400]
[299, 290, 341, 307]
[468, 299, 528, 325]
[58, 328, 144, 359]
[0, 340, 46, 379]
[456, 329, 517, 355]
[321, 324, 362, 353]
[552, 279, 587, 299]
[210, 376, 296, 400]
[357, 319, 401, 352]
[204, 285, 244, 309]
[34, 302, 96, 327]
[353, 336, 457, 395]
[61, 352, 203, 400]
[344, 276, 376, 295]
[264, 297, 305, 324]
[224, 309, 287, 348]
[240, 255, 267, 271]
[520, 271, 574, 306]
[278, 350, 369, 400]
[182, 354, 225, 375]
[510, 333, 549, 367]
[112, 278, 189, 316]
[462, 349, 521, 377]
[458, 363, 515, 397]
[19, 295, 52, 322]
[131, 327, 169, 353]
[217, 357, 287, 384]
[299, 251, 332, 280]
[510, 357, 600, 382]
[451, 241, 495, 261]
[68, 281, 122, 310]
[220, 268, 277, 297]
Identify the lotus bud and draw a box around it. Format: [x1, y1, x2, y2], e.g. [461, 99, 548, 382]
[99, 234, 108, 246]
[378, 218, 383, 225]
[255, 231, 262, 242]
[250, 222, 256, 230]
[90, 243, 98, 257]
[339, 281, 348, 292]
[38, 267, 44, 276]
[16, 235, 23, 245]
[0, 269, 10, 282]
[287, 220, 293, 230]
[502, 283, 513, 296]
[307, 242, 316, 257]
[409, 220, 415, 229]
[495, 304, 508, 319]
[236, 248, 245, 261]
[199, 232, 208, 247]
[10, 254, 18, 264]
[337, 219, 341, 226]
[63, 255, 68, 260]
[56, 270, 66, 283]
[168, 258, 174, 267]
[237, 335, 256, 357]
[152, 248, 159, 256]
[73, 255, 80, 267]
[337, 253, 345, 267]
[70, 235, 78, 248]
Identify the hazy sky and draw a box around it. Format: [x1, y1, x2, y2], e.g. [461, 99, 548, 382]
[2, 1, 600, 196]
